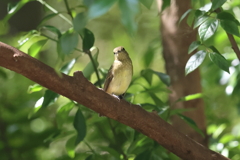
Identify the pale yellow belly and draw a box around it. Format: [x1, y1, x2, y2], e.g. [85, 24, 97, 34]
[107, 66, 132, 95]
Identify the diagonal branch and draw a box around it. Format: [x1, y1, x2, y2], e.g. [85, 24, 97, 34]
[0, 42, 229, 160]
[226, 33, 240, 60]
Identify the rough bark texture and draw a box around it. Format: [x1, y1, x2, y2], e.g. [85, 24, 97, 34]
[158, 0, 207, 146]
[0, 42, 230, 160]
[159, 0, 208, 146]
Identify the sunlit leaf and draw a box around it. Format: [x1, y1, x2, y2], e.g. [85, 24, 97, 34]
[4, 0, 31, 22]
[212, 124, 226, 138]
[185, 50, 207, 75]
[177, 93, 203, 102]
[193, 10, 209, 29]
[28, 84, 43, 93]
[209, 52, 230, 73]
[188, 41, 201, 54]
[28, 97, 44, 119]
[177, 114, 205, 137]
[73, 109, 87, 145]
[28, 39, 47, 57]
[61, 59, 76, 74]
[66, 135, 76, 158]
[198, 18, 219, 41]
[211, 0, 227, 11]
[42, 90, 59, 108]
[87, 0, 118, 19]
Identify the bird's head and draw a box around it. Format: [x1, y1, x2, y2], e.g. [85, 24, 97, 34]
[113, 46, 130, 61]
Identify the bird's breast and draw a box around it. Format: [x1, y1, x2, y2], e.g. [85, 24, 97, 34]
[107, 60, 133, 95]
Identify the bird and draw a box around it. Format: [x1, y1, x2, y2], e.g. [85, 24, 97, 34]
[103, 46, 133, 99]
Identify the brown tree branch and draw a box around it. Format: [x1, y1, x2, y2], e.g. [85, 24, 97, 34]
[0, 42, 229, 160]
[226, 33, 240, 60]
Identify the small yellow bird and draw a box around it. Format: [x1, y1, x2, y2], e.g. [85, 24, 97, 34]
[103, 46, 133, 99]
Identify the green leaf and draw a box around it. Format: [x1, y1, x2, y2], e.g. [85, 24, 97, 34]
[28, 97, 44, 118]
[211, 0, 227, 11]
[4, 0, 31, 22]
[57, 30, 79, 58]
[80, 28, 95, 51]
[188, 41, 201, 54]
[82, 52, 99, 79]
[60, 59, 76, 74]
[73, 109, 87, 145]
[134, 149, 152, 160]
[41, 25, 61, 38]
[161, 0, 170, 11]
[198, 18, 219, 41]
[38, 13, 59, 26]
[193, 10, 209, 29]
[0, 69, 7, 79]
[187, 9, 195, 27]
[149, 93, 165, 107]
[177, 114, 205, 137]
[185, 50, 207, 75]
[179, 9, 192, 25]
[139, 0, 154, 9]
[217, 11, 240, 25]
[177, 93, 203, 102]
[28, 39, 47, 57]
[73, 12, 88, 33]
[118, 0, 139, 34]
[42, 90, 59, 108]
[141, 69, 153, 85]
[56, 102, 75, 129]
[143, 46, 155, 68]
[87, 0, 118, 19]
[28, 84, 43, 93]
[220, 20, 240, 37]
[209, 46, 220, 54]
[66, 135, 76, 158]
[152, 71, 171, 87]
[209, 52, 230, 73]
[141, 69, 170, 86]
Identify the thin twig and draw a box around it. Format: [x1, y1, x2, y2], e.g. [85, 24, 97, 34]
[84, 141, 95, 154]
[37, 0, 72, 25]
[86, 51, 102, 88]
[64, 0, 73, 19]
[226, 33, 240, 60]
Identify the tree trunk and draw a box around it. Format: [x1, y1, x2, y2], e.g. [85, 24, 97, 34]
[159, 0, 208, 146]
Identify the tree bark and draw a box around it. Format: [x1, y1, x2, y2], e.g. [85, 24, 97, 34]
[0, 42, 229, 160]
[159, 0, 207, 146]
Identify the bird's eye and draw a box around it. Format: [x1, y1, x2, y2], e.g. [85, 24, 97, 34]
[121, 47, 125, 51]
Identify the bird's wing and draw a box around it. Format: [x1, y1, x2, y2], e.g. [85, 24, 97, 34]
[103, 65, 114, 92]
